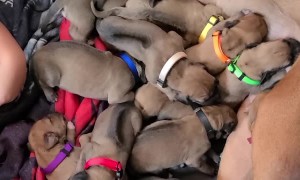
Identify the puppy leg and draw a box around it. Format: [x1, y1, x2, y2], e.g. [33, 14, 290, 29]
[206, 149, 221, 165]
[37, 65, 60, 102]
[188, 156, 216, 176]
[69, 24, 86, 42]
[78, 133, 92, 147]
[39, 81, 58, 103]
[186, 140, 215, 175]
[67, 121, 76, 144]
[75, 143, 92, 172]
[108, 91, 134, 104]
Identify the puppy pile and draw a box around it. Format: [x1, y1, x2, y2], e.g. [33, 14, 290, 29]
[28, 0, 300, 179]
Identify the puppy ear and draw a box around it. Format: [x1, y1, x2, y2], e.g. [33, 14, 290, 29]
[44, 132, 59, 150]
[224, 20, 240, 29]
[69, 171, 89, 180]
[261, 69, 280, 85]
[149, 0, 162, 8]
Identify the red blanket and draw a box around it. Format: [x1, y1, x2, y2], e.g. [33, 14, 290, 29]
[31, 18, 107, 180]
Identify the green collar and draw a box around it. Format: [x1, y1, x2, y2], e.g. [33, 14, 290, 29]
[227, 55, 261, 86]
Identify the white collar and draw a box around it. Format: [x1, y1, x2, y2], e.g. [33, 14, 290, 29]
[157, 52, 187, 88]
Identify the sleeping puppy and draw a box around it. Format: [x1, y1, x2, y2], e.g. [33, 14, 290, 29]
[28, 113, 81, 180]
[70, 103, 142, 180]
[198, 0, 300, 41]
[40, 0, 95, 42]
[31, 41, 136, 104]
[186, 11, 268, 75]
[92, 0, 128, 11]
[90, 0, 224, 46]
[217, 38, 300, 108]
[134, 83, 194, 120]
[129, 104, 237, 176]
[91, 0, 225, 46]
[97, 16, 217, 105]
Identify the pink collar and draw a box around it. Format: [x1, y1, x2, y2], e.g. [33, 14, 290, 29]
[84, 157, 123, 179]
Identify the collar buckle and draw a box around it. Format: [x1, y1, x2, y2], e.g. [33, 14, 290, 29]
[199, 15, 224, 43]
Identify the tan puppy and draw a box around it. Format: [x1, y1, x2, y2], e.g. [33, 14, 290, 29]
[134, 83, 194, 120]
[251, 55, 300, 179]
[92, 0, 128, 11]
[198, 0, 300, 41]
[70, 103, 142, 180]
[217, 39, 300, 108]
[91, 0, 225, 46]
[28, 113, 81, 180]
[31, 41, 135, 104]
[129, 104, 237, 176]
[97, 16, 217, 105]
[186, 12, 268, 75]
[40, 0, 95, 42]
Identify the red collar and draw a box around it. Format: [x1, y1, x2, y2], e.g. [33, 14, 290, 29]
[84, 157, 123, 179]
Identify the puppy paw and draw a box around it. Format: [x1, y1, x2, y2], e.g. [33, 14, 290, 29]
[45, 92, 58, 103]
[67, 121, 75, 130]
[241, 9, 252, 15]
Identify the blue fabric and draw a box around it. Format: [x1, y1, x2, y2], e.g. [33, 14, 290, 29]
[119, 52, 139, 81]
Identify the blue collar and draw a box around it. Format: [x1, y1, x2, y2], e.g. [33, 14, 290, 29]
[119, 53, 140, 81]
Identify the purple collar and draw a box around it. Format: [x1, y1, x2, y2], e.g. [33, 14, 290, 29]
[40, 142, 74, 174]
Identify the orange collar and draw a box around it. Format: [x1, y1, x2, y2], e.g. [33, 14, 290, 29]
[212, 31, 230, 64]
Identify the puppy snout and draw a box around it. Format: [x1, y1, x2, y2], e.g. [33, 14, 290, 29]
[283, 38, 300, 63]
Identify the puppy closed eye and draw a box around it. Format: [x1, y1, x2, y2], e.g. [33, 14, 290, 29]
[224, 20, 240, 29]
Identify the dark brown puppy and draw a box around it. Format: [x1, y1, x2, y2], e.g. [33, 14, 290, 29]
[97, 16, 216, 105]
[186, 12, 268, 75]
[129, 104, 237, 176]
[91, 0, 225, 46]
[217, 39, 300, 108]
[71, 103, 142, 180]
[132, 83, 237, 176]
[32, 41, 135, 104]
[28, 113, 80, 180]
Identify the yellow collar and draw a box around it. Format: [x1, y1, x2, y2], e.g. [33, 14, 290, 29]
[199, 15, 224, 43]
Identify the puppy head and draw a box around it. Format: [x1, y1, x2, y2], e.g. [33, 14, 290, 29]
[237, 39, 298, 85]
[28, 113, 67, 151]
[135, 83, 169, 118]
[175, 63, 217, 105]
[202, 105, 237, 138]
[220, 12, 268, 58]
[93, 0, 127, 10]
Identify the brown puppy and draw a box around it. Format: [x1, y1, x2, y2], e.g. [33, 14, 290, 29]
[70, 103, 142, 180]
[129, 104, 237, 176]
[28, 113, 81, 180]
[198, 0, 300, 41]
[91, 0, 225, 46]
[250, 55, 300, 179]
[217, 39, 300, 108]
[31, 41, 135, 104]
[97, 16, 216, 105]
[40, 0, 95, 42]
[186, 12, 268, 75]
